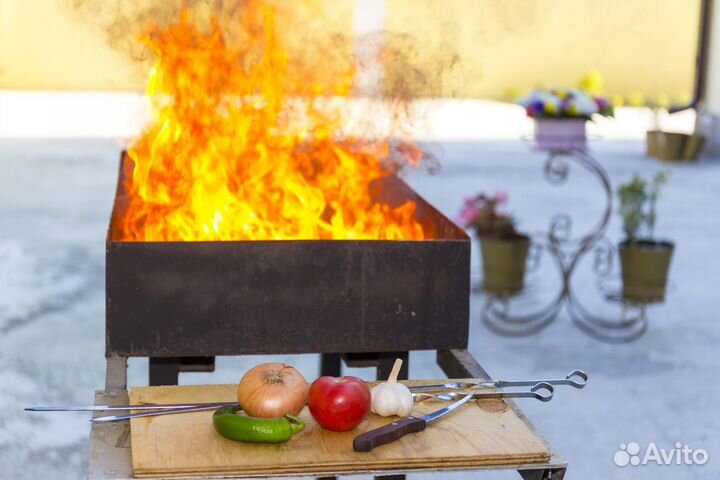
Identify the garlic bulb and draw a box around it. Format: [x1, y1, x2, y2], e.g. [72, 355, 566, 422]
[371, 359, 414, 417]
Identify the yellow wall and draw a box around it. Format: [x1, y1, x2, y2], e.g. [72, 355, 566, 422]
[386, 0, 700, 101]
[0, 0, 355, 91]
[0, 0, 702, 101]
[0, 0, 142, 90]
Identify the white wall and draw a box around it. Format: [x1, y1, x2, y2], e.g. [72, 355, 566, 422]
[702, 0, 720, 155]
[706, 1, 720, 114]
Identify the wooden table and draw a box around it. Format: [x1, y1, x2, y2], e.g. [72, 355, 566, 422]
[87, 350, 567, 479]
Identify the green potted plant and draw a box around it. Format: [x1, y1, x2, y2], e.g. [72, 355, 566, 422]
[457, 192, 530, 295]
[617, 172, 674, 303]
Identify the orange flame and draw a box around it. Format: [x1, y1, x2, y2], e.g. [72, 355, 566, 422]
[118, 1, 427, 241]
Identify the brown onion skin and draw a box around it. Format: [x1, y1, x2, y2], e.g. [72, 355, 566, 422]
[237, 363, 309, 418]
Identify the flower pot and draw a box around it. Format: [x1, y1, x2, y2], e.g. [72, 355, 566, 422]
[682, 134, 705, 161]
[480, 235, 531, 295]
[647, 131, 688, 162]
[534, 118, 587, 151]
[646, 130, 660, 157]
[619, 240, 674, 304]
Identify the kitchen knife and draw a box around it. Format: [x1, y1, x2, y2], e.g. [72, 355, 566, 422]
[353, 390, 476, 452]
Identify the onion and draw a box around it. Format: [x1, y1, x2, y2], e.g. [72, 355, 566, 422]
[237, 363, 309, 418]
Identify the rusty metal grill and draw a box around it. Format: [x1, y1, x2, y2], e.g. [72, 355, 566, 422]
[106, 152, 470, 357]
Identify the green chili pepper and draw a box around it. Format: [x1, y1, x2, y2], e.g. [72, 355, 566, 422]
[212, 405, 305, 443]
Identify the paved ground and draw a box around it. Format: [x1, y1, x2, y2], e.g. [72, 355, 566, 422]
[1, 136, 718, 479]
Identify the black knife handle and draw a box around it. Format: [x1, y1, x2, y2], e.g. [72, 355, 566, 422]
[353, 416, 427, 452]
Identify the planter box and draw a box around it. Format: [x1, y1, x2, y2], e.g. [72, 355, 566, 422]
[683, 134, 705, 161]
[646, 131, 686, 161]
[534, 119, 587, 151]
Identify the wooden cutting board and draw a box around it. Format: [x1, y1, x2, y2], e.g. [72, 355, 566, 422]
[129, 381, 550, 478]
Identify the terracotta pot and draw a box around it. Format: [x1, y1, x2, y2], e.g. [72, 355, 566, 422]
[619, 240, 674, 304]
[534, 118, 587, 151]
[480, 235, 531, 295]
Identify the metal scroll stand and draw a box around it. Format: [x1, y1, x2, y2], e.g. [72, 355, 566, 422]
[481, 142, 650, 343]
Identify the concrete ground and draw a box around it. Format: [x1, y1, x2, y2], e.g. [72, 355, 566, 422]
[1, 132, 719, 479]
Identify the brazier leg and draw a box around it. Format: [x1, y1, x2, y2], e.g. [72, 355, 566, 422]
[376, 352, 409, 380]
[179, 356, 216, 373]
[320, 353, 342, 377]
[519, 467, 567, 480]
[149, 357, 181, 386]
[437, 349, 491, 379]
[105, 354, 128, 391]
[148, 356, 216, 385]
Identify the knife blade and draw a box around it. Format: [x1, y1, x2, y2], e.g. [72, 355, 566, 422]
[353, 390, 476, 452]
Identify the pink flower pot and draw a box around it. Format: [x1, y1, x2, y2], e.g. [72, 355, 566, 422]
[534, 119, 587, 151]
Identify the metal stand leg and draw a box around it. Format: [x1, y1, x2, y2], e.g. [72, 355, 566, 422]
[320, 353, 343, 377]
[437, 349, 490, 379]
[338, 352, 409, 380]
[105, 354, 128, 391]
[519, 467, 567, 480]
[148, 356, 217, 386]
[376, 352, 409, 380]
[149, 357, 181, 386]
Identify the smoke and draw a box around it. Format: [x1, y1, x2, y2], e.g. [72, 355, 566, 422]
[383, 32, 460, 99]
[66, 0, 459, 99]
[67, 0, 456, 177]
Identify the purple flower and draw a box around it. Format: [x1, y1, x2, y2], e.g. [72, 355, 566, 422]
[595, 96, 608, 110]
[531, 100, 544, 114]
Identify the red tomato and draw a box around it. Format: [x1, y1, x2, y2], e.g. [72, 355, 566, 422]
[308, 376, 371, 432]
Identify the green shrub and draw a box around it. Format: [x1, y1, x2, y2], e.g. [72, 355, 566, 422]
[617, 171, 668, 242]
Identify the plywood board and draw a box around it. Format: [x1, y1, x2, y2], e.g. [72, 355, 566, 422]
[129, 381, 549, 478]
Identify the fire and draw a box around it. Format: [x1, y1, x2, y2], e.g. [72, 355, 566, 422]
[117, 1, 427, 241]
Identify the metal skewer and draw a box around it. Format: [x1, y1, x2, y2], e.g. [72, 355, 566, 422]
[413, 382, 554, 403]
[90, 383, 555, 423]
[489, 370, 588, 389]
[27, 371, 583, 421]
[408, 370, 587, 392]
[92, 404, 228, 423]
[25, 402, 239, 412]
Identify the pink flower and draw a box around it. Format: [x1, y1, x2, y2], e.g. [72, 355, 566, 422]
[494, 190, 509, 204]
[456, 203, 479, 228]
